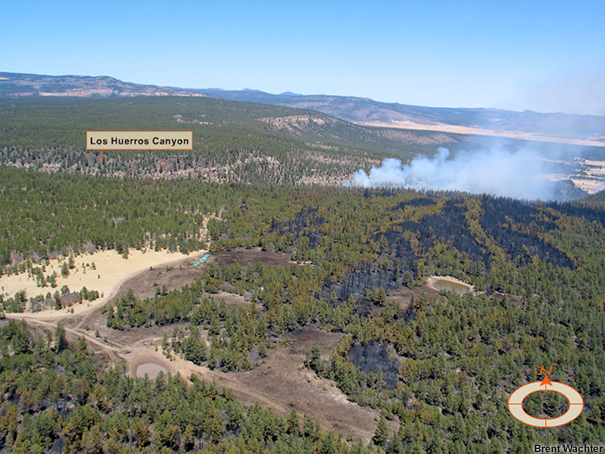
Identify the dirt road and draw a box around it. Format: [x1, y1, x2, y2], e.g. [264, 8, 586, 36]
[5, 248, 386, 443]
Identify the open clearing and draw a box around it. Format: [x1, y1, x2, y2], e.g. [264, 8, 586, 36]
[4, 247, 411, 443]
[386, 281, 441, 310]
[119, 325, 383, 443]
[363, 120, 605, 147]
[0, 248, 204, 318]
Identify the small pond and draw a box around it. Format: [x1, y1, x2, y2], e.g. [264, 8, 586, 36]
[433, 279, 471, 294]
[136, 362, 168, 379]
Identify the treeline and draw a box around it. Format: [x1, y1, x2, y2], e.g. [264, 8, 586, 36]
[1, 285, 100, 314]
[0, 146, 365, 186]
[0, 167, 231, 265]
[0, 320, 371, 454]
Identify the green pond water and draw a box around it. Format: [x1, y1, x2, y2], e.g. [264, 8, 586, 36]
[433, 279, 471, 294]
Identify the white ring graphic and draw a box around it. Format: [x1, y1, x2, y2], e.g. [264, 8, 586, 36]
[508, 381, 583, 427]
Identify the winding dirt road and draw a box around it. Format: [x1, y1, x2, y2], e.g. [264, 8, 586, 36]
[4, 248, 384, 443]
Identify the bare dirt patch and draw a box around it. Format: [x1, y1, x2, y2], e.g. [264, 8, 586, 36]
[234, 327, 382, 442]
[116, 325, 383, 443]
[0, 248, 203, 318]
[386, 283, 441, 310]
[6, 247, 390, 443]
[129, 349, 173, 378]
[114, 262, 205, 301]
[201, 291, 262, 311]
[135, 362, 168, 379]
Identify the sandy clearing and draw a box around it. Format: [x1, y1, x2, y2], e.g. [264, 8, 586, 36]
[573, 159, 605, 193]
[571, 178, 605, 194]
[583, 159, 605, 171]
[1, 248, 207, 319]
[539, 158, 605, 194]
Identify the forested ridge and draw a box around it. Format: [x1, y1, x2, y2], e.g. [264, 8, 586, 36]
[3, 96, 601, 190]
[0, 167, 230, 265]
[0, 96, 452, 186]
[1, 165, 604, 452]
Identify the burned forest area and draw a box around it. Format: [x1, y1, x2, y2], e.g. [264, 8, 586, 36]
[0, 90, 604, 454]
[1, 163, 604, 453]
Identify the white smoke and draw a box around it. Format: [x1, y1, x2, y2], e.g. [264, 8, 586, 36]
[350, 147, 561, 200]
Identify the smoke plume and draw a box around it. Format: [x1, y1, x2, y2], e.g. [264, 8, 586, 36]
[350, 147, 562, 201]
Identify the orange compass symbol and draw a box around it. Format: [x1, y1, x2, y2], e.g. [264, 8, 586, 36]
[508, 365, 583, 428]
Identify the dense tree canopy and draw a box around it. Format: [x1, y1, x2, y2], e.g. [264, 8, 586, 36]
[0, 321, 360, 453]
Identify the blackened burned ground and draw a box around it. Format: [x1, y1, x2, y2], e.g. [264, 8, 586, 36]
[393, 197, 436, 208]
[480, 198, 573, 268]
[386, 197, 573, 269]
[323, 263, 407, 307]
[270, 207, 325, 249]
[210, 248, 293, 266]
[552, 201, 605, 226]
[395, 199, 488, 263]
[272, 195, 595, 305]
[349, 341, 401, 390]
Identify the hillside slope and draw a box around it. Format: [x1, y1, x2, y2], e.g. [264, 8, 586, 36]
[0, 71, 206, 98]
[201, 89, 605, 144]
[0, 95, 467, 185]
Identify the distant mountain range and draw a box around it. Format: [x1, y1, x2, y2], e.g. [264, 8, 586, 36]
[197, 91, 605, 146]
[1, 72, 603, 145]
[0, 72, 206, 98]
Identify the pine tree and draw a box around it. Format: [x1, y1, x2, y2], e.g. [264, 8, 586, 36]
[305, 344, 323, 375]
[258, 339, 267, 358]
[183, 327, 207, 365]
[286, 408, 300, 436]
[303, 415, 316, 439]
[373, 412, 390, 447]
[54, 323, 68, 352]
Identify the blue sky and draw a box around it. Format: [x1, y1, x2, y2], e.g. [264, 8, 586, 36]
[1, 1, 603, 114]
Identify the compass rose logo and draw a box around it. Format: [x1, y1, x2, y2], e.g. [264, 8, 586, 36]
[508, 364, 583, 427]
